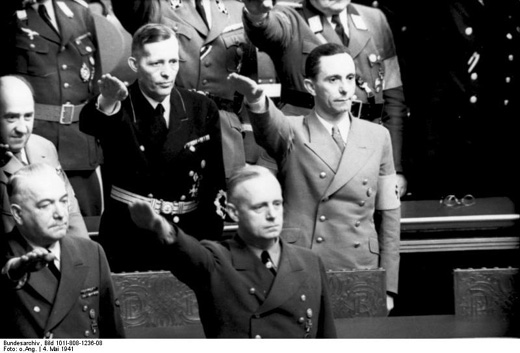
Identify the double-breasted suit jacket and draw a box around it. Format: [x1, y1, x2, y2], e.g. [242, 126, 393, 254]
[167, 229, 337, 338]
[0, 134, 87, 238]
[243, 1, 406, 173]
[80, 82, 226, 272]
[0, 0, 102, 172]
[0, 229, 124, 338]
[248, 100, 401, 293]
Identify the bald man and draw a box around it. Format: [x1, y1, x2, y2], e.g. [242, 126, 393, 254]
[0, 75, 87, 238]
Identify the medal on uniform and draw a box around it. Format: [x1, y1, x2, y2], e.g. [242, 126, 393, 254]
[21, 27, 39, 40]
[80, 62, 90, 82]
[170, 0, 182, 9]
[216, 0, 228, 15]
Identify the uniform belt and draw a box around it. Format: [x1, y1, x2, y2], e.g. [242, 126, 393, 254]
[35, 103, 85, 125]
[110, 186, 198, 216]
[281, 89, 384, 121]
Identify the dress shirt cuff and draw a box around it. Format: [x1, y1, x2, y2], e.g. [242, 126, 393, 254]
[245, 94, 269, 114]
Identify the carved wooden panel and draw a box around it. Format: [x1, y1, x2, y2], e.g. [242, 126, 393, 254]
[327, 269, 387, 318]
[112, 271, 200, 329]
[454, 267, 519, 318]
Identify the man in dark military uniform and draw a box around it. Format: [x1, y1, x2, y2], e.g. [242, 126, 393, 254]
[243, 0, 408, 195]
[80, 23, 227, 272]
[111, 0, 276, 176]
[128, 165, 337, 338]
[1, 163, 124, 338]
[0, 0, 104, 217]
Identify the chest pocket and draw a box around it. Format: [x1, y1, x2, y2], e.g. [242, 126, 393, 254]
[72, 32, 96, 57]
[221, 28, 247, 73]
[14, 32, 50, 76]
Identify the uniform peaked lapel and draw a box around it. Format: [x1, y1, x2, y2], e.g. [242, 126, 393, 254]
[257, 243, 306, 314]
[347, 4, 370, 59]
[25, 6, 61, 44]
[205, 1, 229, 44]
[325, 117, 374, 197]
[304, 113, 342, 172]
[177, 0, 208, 37]
[54, 1, 76, 48]
[45, 237, 89, 331]
[319, 15, 344, 46]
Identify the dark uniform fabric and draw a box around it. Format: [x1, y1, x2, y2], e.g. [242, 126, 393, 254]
[243, 1, 407, 173]
[0, 229, 124, 338]
[1, 134, 88, 239]
[80, 83, 226, 272]
[0, 0, 103, 216]
[112, 0, 269, 176]
[167, 229, 337, 338]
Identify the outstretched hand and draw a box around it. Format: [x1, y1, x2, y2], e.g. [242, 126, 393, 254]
[8, 248, 56, 281]
[98, 73, 128, 103]
[129, 200, 175, 245]
[227, 73, 265, 104]
[0, 144, 14, 167]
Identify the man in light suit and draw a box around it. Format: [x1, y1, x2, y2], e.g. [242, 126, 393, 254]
[242, 0, 408, 196]
[229, 43, 400, 311]
[0, 75, 87, 238]
[0, 163, 124, 338]
[128, 165, 337, 338]
[80, 23, 227, 272]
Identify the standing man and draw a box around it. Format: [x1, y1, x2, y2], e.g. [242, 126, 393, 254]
[229, 43, 400, 311]
[80, 24, 227, 272]
[242, 0, 408, 196]
[129, 165, 337, 338]
[111, 0, 274, 176]
[0, 75, 87, 239]
[1, 163, 124, 339]
[0, 0, 104, 217]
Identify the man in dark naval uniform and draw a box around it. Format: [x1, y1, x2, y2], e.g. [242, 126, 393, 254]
[80, 23, 227, 272]
[0, 0, 104, 217]
[242, 0, 408, 196]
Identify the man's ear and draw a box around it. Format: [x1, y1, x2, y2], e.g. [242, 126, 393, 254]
[303, 78, 316, 96]
[10, 204, 23, 226]
[226, 202, 239, 223]
[128, 57, 138, 72]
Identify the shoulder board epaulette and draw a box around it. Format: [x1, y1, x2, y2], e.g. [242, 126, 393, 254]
[72, 0, 89, 8]
[276, 1, 303, 9]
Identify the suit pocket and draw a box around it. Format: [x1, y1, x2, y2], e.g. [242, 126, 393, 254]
[281, 227, 301, 244]
[368, 236, 380, 255]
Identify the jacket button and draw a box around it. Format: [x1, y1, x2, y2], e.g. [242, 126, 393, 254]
[366, 188, 373, 197]
[204, 61, 211, 67]
[173, 216, 180, 223]
[83, 305, 88, 312]
[362, 178, 368, 185]
[254, 314, 260, 319]
[61, 64, 68, 70]
[354, 242, 361, 248]
[30, 43, 35, 49]
[45, 332, 52, 338]
[319, 172, 326, 178]
[84, 330, 90, 337]
[63, 83, 70, 88]
[301, 294, 306, 302]
[33, 306, 40, 313]
[319, 215, 326, 222]
[469, 95, 477, 104]
[355, 220, 361, 227]
[298, 317, 305, 323]
[202, 79, 208, 85]
[255, 335, 262, 339]
[249, 287, 256, 294]
[359, 200, 366, 206]
[316, 236, 324, 243]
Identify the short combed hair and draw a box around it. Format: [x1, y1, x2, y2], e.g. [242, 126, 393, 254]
[7, 163, 63, 201]
[227, 165, 277, 204]
[305, 43, 351, 79]
[131, 23, 177, 56]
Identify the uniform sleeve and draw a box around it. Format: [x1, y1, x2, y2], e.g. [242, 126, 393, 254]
[375, 129, 400, 211]
[377, 207, 400, 294]
[317, 258, 337, 338]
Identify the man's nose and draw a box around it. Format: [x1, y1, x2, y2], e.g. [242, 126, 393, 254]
[54, 203, 67, 219]
[14, 121, 29, 133]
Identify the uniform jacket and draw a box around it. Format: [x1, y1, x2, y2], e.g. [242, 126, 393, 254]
[112, 0, 262, 176]
[248, 100, 401, 293]
[0, 228, 124, 338]
[80, 82, 226, 272]
[1, 0, 103, 171]
[0, 134, 87, 238]
[167, 229, 337, 338]
[243, 1, 406, 172]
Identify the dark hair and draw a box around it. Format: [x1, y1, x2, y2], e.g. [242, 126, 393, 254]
[227, 165, 277, 204]
[131, 23, 176, 56]
[305, 43, 351, 79]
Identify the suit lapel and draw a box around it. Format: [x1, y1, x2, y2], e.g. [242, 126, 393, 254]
[304, 112, 342, 172]
[257, 242, 306, 314]
[46, 236, 89, 331]
[325, 117, 374, 197]
[26, 6, 61, 44]
[347, 4, 370, 59]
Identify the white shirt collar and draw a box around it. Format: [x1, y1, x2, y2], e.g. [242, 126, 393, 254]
[32, 0, 59, 31]
[315, 111, 350, 144]
[326, 9, 349, 37]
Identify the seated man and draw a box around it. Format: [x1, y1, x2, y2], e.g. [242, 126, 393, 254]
[0, 75, 87, 238]
[128, 165, 337, 338]
[0, 163, 124, 338]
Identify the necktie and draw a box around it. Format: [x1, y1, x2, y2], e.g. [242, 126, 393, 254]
[38, 4, 57, 32]
[151, 103, 168, 144]
[332, 14, 349, 47]
[261, 251, 277, 276]
[46, 250, 61, 280]
[332, 125, 345, 153]
[195, 0, 209, 27]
